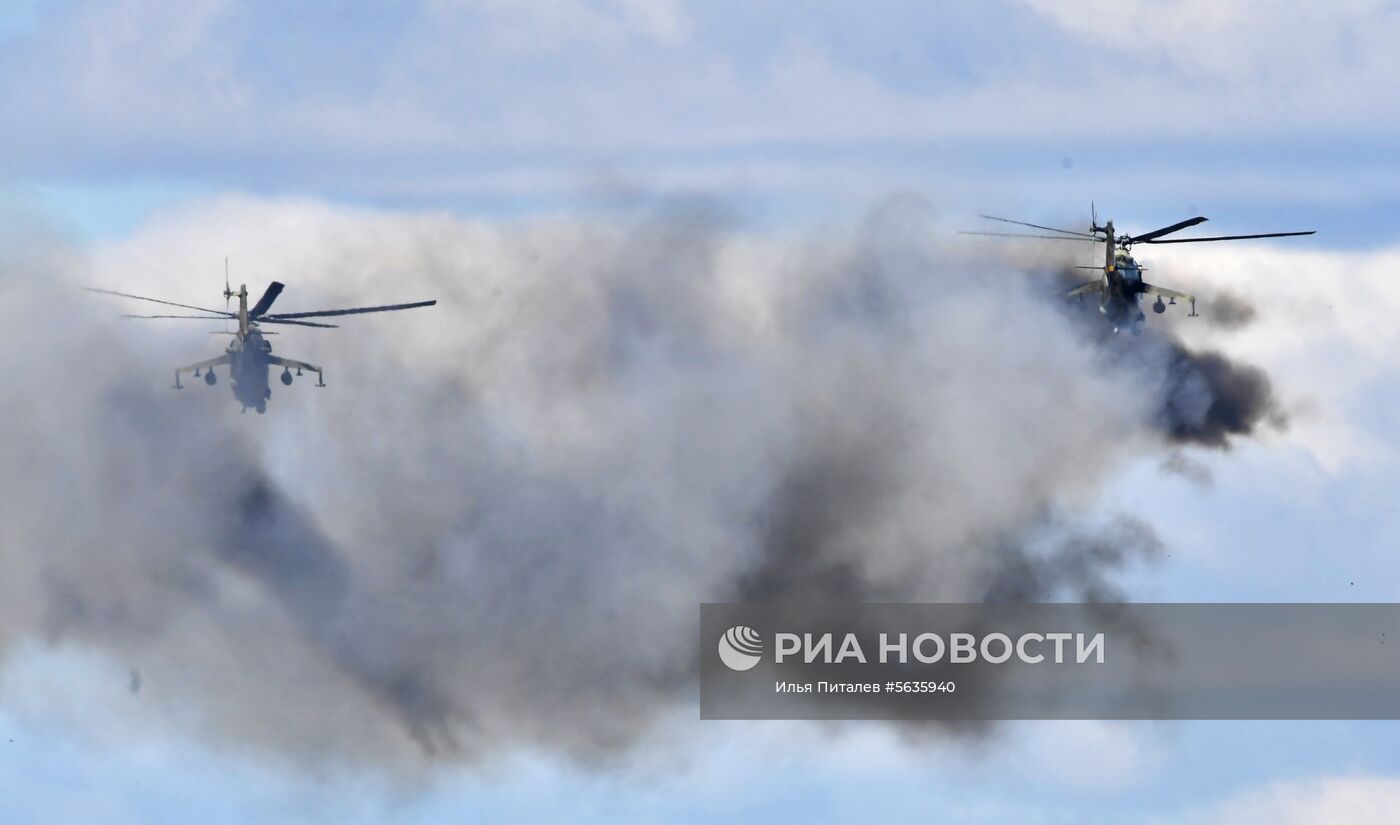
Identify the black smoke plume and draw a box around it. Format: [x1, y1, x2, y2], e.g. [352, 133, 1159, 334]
[1049, 265, 1286, 449]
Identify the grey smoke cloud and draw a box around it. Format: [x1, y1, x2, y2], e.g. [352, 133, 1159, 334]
[1204, 290, 1259, 331]
[1049, 265, 1286, 448]
[0, 194, 1257, 772]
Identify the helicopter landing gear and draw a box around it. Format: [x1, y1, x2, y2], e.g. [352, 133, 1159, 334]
[255, 401, 266, 414]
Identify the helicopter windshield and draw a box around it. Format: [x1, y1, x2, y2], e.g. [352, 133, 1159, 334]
[1115, 254, 1140, 280]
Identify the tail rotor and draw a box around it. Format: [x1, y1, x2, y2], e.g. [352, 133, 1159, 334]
[1088, 201, 1100, 269]
[223, 257, 232, 334]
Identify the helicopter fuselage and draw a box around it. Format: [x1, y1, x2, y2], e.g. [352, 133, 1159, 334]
[228, 328, 274, 412]
[1099, 253, 1148, 333]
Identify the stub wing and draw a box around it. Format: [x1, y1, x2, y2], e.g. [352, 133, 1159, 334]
[1142, 283, 1195, 302]
[173, 354, 230, 389]
[1143, 283, 1199, 317]
[266, 354, 326, 387]
[1066, 280, 1103, 298]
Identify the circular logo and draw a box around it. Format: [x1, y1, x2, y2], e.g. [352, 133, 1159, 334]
[718, 625, 763, 671]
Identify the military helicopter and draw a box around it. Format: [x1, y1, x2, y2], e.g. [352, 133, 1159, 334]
[88, 266, 436, 413]
[964, 209, 1315, 333]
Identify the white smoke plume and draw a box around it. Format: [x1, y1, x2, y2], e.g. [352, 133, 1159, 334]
[0, 193, 1241, 772]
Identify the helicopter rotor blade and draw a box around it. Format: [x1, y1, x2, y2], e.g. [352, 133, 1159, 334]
[976, 214, 1097, 239]
[1128, 216, 1209, 244]
[1142, 230, 1316, 244]
[121, 314, 238, 320]
[262, 299, 437, 320]
[256, 318, 340, 329]
[958, 231, 1089, 241]
[85, 288, 234, 318]
[248, 281, 285, 318]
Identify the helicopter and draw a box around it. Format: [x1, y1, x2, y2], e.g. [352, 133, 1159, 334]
[964, 209, 1315, 333]
[88, 266, 436, 413]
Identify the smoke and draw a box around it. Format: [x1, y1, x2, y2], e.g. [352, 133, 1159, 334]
[0, 194, 1270, 773]
[1205, 290, 1259, 331]
[1050, 265, 1286, 448]
[1154, 346, 1285, 447]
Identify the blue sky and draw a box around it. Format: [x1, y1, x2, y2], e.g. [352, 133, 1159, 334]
[4, 1, 1400, 823]
[8, 0, 1400, 241]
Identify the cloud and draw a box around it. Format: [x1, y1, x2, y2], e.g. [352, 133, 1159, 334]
[1186, 775, 1400, 825]
[1144, 242, 1400, 473]
[7, 1, 1400, 206]
[433, 0, 693, 49]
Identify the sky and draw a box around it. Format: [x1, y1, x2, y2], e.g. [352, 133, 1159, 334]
[3, 1, 1400, 823]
